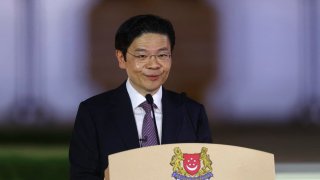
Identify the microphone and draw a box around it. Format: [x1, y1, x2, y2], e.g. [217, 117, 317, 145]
[139, 136, 148, 142]
[146, 94, 154, 105]
[145, 94, 160, 145]
[139, 136, 148, 147]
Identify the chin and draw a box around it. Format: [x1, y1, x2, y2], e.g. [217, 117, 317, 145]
[145, 86, 161, 93]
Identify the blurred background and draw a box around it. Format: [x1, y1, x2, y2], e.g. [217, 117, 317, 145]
[1, 0, 320, 179]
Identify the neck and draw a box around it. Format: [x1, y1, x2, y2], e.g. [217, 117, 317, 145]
[128, 79, 160, 97]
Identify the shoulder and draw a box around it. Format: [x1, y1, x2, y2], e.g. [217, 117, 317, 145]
[80, 83, 127, 109]
[164, 89, 204, 108]
[84, 89, 118, 104]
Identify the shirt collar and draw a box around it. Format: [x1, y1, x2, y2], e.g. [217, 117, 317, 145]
[126, 79, 162, 111]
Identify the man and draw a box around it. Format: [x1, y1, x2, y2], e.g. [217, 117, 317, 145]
[69, 14, 212, 179]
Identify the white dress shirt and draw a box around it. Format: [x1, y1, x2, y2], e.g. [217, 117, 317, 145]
[126, 79, 163, 144]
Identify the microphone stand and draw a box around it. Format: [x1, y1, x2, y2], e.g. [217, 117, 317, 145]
[145, 94, 160, 145]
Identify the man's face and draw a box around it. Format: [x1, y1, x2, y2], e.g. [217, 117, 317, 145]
[116, 33, 172, 96]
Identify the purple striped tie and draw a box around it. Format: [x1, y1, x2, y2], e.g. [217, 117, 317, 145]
[140, 101, 158, 147]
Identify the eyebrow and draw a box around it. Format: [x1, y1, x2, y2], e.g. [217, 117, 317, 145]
[133, 47, 170, 52]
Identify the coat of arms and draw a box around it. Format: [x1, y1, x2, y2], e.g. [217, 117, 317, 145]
[170, 147, 213, 180]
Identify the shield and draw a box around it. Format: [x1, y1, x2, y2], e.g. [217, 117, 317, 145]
[183, 153, 201, 175]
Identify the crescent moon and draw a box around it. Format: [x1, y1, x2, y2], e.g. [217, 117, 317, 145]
[186, 164, 198, 171]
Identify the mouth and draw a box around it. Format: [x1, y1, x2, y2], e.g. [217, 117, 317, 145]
[145, 74, 160, 81]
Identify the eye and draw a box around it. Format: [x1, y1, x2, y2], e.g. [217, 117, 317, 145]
[157, 54, 170, 60]
[137, 54, 147, 59]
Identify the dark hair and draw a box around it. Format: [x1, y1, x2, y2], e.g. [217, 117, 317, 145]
[115, 14, 175, 59]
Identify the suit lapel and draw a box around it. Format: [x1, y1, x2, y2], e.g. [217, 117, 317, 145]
[161, 89, 183, 144]
[110, 82, 140, 149]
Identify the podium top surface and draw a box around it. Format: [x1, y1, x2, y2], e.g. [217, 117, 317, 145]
[108, 143, 275, 180]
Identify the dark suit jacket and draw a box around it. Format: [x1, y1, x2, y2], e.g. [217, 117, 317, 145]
[69, 82, 212, 179]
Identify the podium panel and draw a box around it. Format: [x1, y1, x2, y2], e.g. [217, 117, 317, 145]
[108, 143, 275, 180]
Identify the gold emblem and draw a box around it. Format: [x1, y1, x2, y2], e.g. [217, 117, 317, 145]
[170, 147, 213, 179]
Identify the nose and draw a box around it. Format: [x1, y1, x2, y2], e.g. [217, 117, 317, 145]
[147, 56, 160, 69]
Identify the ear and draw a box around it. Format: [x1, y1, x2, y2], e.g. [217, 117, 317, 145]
[115, 50, 126, 69]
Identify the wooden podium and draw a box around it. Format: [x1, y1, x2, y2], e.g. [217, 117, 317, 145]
[107, 143, 275, 180]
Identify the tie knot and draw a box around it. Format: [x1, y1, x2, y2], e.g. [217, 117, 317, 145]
[139, 101, 156, 113]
